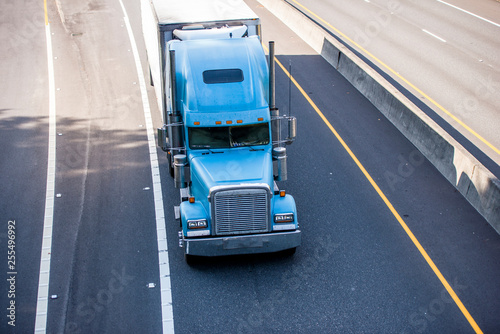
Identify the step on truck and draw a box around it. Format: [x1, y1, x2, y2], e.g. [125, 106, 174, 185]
[141, 0, 300, 262]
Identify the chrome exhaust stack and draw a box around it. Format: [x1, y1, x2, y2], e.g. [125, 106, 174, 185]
[269, 41, 281, 146]
[269, 41, 276, 110]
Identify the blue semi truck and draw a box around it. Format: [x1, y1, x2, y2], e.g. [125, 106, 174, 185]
[141, 0, 300, 262]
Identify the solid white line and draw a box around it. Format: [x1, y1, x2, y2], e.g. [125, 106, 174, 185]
[422, 29, 447, 42]
[436, 0, 500, 28]
[117, 1, 174, 333]
[35, 21, 57, 333]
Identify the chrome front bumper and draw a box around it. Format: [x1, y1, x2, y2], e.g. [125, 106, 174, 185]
[182, 230, 301, 256]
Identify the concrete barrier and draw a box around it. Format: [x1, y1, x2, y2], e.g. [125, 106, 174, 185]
[258, 0, 500, 233]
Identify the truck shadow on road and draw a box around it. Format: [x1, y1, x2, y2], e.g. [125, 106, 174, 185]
[182, 249, 297, 269]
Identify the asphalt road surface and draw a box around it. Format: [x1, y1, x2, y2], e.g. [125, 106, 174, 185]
[0, 0, 499, 333]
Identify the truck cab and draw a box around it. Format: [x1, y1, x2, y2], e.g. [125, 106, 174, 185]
[142, 0, 300, 261]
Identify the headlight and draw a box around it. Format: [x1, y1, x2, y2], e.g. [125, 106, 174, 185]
[187, 219, 208, 229]
[274, 213, 294, 223]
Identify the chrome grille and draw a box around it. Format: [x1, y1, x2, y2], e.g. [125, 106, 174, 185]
[212, 187, 269, 236]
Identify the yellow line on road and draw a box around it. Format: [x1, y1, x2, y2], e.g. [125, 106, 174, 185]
[269, 52, 483, 333]
[290, 0, 500, 156]
[44, 0, 48, 25]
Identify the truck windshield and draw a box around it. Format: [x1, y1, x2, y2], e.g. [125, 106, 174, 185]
[189, 123, 269, 149]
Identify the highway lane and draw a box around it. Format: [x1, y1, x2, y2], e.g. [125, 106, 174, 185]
[0, 1, 49, 332]
[286, 0, 500, 175]
[40, 0, 165, 332]
[1, 0, 500, 333]
[165, 0, 500, 333]
[0, 0, 169, 331]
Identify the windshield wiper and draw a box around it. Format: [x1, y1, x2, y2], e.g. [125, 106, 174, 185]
[205, 148, 224, 154]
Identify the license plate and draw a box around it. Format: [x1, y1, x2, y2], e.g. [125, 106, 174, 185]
[223, 237, 263, 250]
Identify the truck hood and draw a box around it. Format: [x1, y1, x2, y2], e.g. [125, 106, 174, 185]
[190, 148, 273, 191]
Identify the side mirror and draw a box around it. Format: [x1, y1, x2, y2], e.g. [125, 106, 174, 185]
[286, 116, 297, 145]
[157, 126, 169, 151]
[157, 119, 185, 153]
[271, 114, 297, 146]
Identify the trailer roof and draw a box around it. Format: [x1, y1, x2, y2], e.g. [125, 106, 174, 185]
[151, 0, 259, 26]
